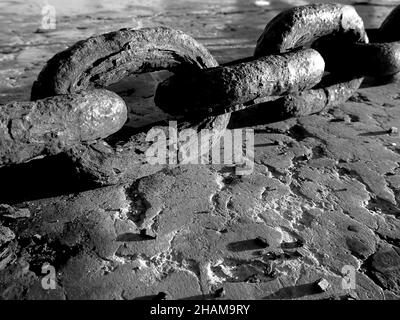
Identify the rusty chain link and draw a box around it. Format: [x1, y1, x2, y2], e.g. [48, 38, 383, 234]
[155, 48, 325, 116]
[1, 3, 400, 185]
[30, 27, 230, 185]
[0, 90, 127, 166]
[314, 4, 400, 78]
[155, 4, 369, 117]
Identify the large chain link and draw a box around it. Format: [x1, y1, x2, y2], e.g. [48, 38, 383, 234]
[1, 3, 399, 185]
[155, 4, 368, 118]
[315, 4, 400, 78]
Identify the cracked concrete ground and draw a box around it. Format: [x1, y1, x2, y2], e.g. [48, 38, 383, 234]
[0, 0, 400, 300]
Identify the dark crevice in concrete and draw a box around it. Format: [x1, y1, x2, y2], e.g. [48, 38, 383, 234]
[0, 153, 95, 204]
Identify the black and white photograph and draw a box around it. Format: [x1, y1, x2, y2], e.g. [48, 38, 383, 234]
[0, 0, 399, 309]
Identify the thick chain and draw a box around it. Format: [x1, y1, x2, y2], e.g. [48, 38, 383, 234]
[314, 5, 400, 78]
[30, 27, 230, 185]
[1, 4, 400, 185]
[155, 48, 325, 116]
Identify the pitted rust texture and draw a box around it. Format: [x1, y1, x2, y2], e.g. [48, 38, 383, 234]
[254, 4, 367, 57]
[155, 49, 325, 116]
[275, 78, 363, 118]
[31, 27, 230, 185]
[314, 4, 400, 78]
[0, 90, 127, 166]
[31, 27, 217, 100]
[275, 78, 365, 118]
[254, 4, 368, 118]
[353, 4, 400, 77]
[8, 5, 399, 185]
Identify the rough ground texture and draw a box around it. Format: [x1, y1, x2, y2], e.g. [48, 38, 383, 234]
[0, 0, 400, 300]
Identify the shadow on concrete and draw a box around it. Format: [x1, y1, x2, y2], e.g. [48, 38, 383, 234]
[133, 293, 213, 300]
[0, 153, 93, 204]
[254, 142, 280, 147]
[179, 294, 212, 300]
[358, 130, 389, 136]
[116, 233, 156, 242]
[227, 239, 267, 252]
[227, 100, 292, 129]
[132, 294, 158, 300]
[263, 282, 321, 299]
[360, 74, 400, 89]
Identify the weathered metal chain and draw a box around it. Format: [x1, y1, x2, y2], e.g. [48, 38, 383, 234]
[1, 3, 400, 186]
[314, 5, 400, 78]
[155, 4, 369, 117]
[32, 27, 231, 185]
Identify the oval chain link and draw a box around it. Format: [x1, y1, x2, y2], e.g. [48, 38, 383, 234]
[1, 4, 399, 185]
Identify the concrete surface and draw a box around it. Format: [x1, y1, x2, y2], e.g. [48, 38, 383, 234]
[0, 0, 399, 300]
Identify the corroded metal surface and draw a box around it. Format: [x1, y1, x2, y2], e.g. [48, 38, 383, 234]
[155, 48, 325, 116]
[254, 4, 367, 56]
[254, 4, 368, 117]
[314, 4, 400, 78]
[31, 27, 218, 100]
[0, 89, 127, 166]
[32, 27, 230, 185]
